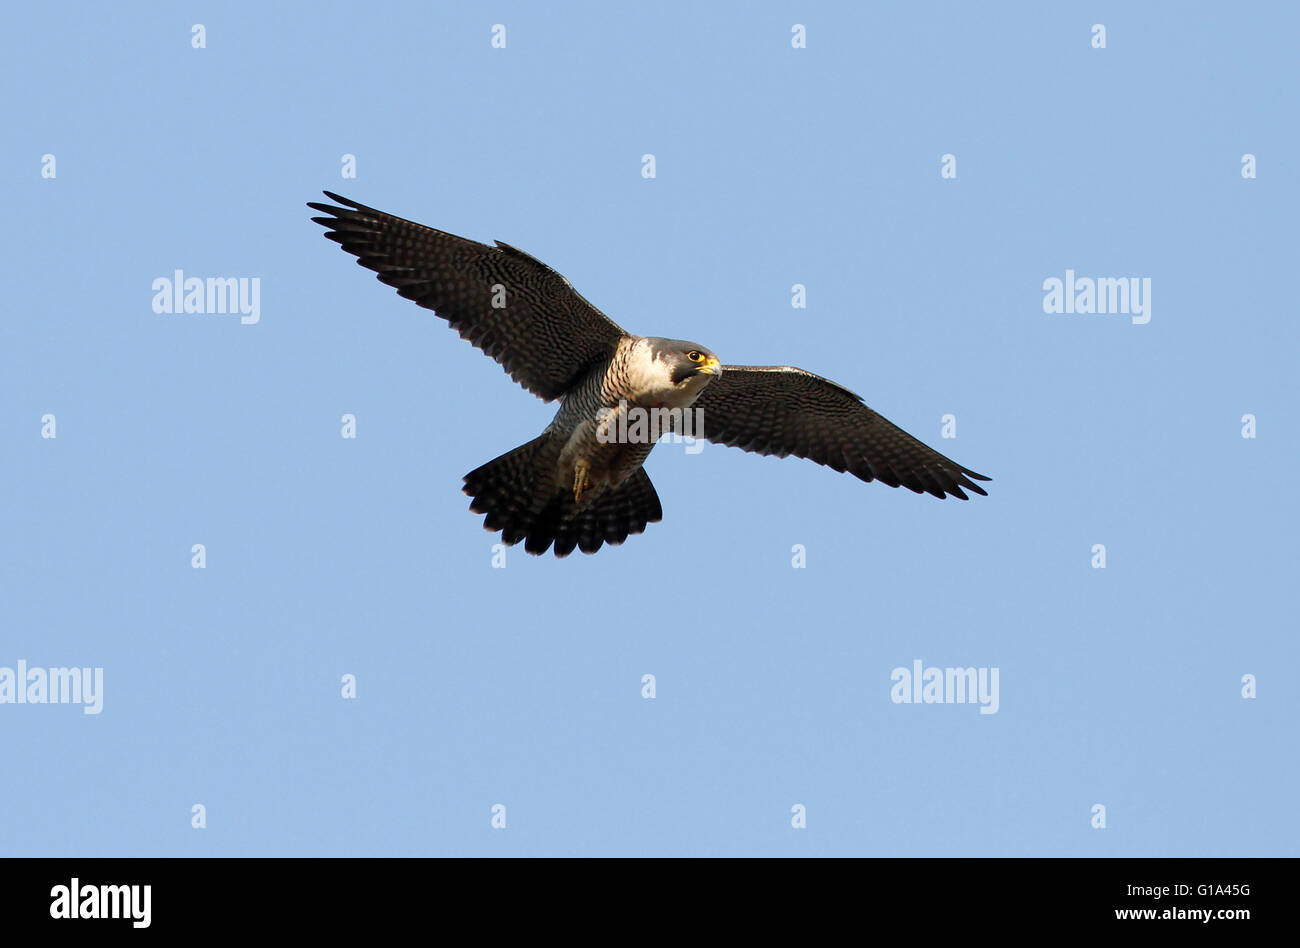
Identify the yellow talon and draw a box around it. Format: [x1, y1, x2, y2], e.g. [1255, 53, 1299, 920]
[573, 459, 590, 504]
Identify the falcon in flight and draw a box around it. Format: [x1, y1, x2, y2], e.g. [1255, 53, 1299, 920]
[309, 192, 990, 556]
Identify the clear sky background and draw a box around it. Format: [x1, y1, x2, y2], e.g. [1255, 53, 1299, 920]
[2, 2, 1296, 856]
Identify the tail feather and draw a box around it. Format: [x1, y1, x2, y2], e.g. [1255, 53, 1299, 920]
[552, 468, 662, 557]
[463, 440, 662, 557]
[463, 434, 555, 540]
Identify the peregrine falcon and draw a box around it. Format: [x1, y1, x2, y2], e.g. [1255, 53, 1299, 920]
[308, 192, 990, 556]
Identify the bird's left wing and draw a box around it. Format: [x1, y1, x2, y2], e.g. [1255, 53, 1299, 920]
[688, 365, 991, 499]
[308, 192, 628, 402]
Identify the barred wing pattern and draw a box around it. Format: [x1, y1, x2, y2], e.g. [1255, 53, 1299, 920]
[691, 366, 991, 499]
[308, 192, 627, 401]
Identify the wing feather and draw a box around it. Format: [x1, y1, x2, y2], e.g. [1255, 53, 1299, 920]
[308, 192, 627, 401]
[691, 366, 990, 499]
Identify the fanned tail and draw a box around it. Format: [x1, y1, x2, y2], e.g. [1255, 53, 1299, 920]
[463, 442, 662, 557]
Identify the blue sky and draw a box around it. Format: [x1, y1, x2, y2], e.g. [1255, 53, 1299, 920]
[2, 2, 1296, 856]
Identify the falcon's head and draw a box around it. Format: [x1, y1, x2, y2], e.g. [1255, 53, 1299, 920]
[646, 337, 722, 383]
[633, 337, 723, 408]
[619, 337, 720, 408]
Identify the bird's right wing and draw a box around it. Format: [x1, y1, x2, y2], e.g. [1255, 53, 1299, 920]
[689, 365, 991, 499]
[308, 192, 628, 401]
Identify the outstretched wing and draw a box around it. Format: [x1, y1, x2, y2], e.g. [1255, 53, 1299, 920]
[690, 365, 991, 499]
[308, 192, 628, 401]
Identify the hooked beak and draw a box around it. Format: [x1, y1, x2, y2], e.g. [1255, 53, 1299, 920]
[698, 356, 723, 377]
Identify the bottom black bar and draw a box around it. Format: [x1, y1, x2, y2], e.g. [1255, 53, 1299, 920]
[3, 857, 1282, 933]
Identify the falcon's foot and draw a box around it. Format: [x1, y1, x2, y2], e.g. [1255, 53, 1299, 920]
[573, 458, 591, 504]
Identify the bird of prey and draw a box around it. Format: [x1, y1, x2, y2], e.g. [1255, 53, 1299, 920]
[308, 192, 990, 556]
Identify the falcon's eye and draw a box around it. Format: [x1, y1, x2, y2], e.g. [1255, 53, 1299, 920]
[687, 350, 704, 363]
